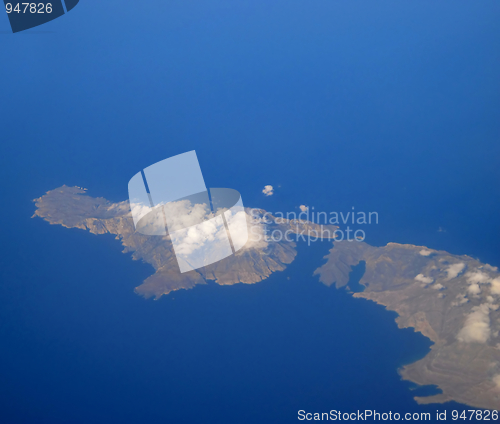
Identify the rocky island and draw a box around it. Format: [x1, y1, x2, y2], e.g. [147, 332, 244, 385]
[314, 241, 500, 410]
[33, 186, 500, 410]
[33, 186, 337, 299]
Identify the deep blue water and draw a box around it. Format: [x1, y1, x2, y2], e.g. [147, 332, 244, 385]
[0, 230, 440, 424]
[1, 0, 499, 422]
[347, 261, 366, 293]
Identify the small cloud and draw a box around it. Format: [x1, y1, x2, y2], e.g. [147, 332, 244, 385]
[419, 249, 433, 256]
[491, 277, 500, 295]
[438, 227, 446, 233]
[493, 375, 500, 388]
[437, 293, 446, 299]
[467, 284, 481, 296]
[457, 303, 495, 344]
[452, 293, 469, 307]
[465, 270, 491, 285]
[445, 263, 465, 280]
[415, 274, 433, 285]
[262, 185, 274, 197]
[299, 205, 308, 212]
[432, 283, 445, 290]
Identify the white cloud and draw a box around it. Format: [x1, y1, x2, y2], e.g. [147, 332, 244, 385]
[463, 272, 500, 298]
[457, 303, 495, 344]
[415, 274, 433, 285]
[491, 277, 500, 295]
[154, 200, 253, 271]
[419, 249, 433, 256]
[487, 296, 495, 303]
[467, 284, 481, 296]
[451, 293, 469, 307]
[493, 375, 500, 389]
[299, 205, 308, 212]
[437, 293, 446, 299]
[432, 283, 445, 290]
[445, 263, 465, 280]
[170, 216, 228, 256]
[485, 264, 499, 272]
[465, 270, 491, 285]
[129, 201, 154, 227]
[163, 200, 212, 232]
[224, 209, 250, 251]
[262, 185, 274, 196]
[240, 212, 268, 252]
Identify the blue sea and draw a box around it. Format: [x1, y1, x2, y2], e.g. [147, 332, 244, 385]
[1, 0, 499, 422]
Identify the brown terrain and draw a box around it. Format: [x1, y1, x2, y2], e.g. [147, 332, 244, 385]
[34, 186, 500, 409]
[314, 241, 500, 409]
[33, 186, 336, 299]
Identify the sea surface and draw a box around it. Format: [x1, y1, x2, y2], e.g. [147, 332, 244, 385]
[0, 224, 453, 424]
